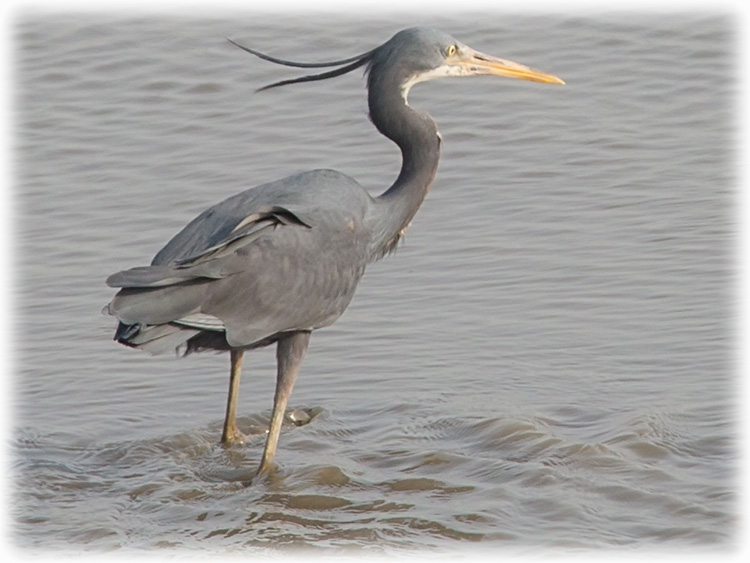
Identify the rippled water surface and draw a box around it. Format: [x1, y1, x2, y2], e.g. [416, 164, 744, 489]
[12, 12, 736, 555]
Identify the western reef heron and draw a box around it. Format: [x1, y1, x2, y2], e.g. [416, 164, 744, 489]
[105, 27, 563, 477]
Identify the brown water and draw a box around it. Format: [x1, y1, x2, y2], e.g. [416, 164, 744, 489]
[11, 12, 736, 555]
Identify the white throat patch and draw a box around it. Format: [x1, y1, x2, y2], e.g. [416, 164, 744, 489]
[400, 63, 472, 104]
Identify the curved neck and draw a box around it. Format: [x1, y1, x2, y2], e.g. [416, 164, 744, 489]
[366, 81, 441, 260]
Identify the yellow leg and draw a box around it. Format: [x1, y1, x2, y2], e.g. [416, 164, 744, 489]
[221, 349, 245, 444]
[257, 331, 310, 475]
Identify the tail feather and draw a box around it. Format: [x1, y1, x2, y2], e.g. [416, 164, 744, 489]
[114, 321, 141, 342]
[107, 281, 209, 326]
[113, 321, 200, 355]
[106, 278, 221, 355]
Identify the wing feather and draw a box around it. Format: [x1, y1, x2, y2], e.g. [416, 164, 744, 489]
[107, 206, 310, 289]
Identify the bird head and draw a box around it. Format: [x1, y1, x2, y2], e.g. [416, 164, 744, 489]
[229, 26, 563, 97]
[367, 27, 564, 102]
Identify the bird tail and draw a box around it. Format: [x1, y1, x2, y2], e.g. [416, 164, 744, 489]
[104, 262, 215, 355]
[110, 318, 200, 355]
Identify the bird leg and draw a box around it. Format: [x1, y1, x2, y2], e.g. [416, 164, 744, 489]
[256, 331, 311, 475]
[221, 349, 245, 444]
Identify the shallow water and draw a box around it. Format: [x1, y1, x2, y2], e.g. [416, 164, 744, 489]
[12, 12, 735, 554]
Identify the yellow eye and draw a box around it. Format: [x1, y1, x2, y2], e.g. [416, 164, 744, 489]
[446, 44, 457, 57]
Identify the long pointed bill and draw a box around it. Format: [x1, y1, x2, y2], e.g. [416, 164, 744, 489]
[458, 47, 564, 85]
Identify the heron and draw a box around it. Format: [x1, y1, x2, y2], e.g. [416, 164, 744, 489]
[105, 27, 563, 477]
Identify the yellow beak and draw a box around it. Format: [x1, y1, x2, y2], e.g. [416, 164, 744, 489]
[458, 47, 565, 85]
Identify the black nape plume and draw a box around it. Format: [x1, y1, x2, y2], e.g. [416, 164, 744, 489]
[227, 38, 377, 92]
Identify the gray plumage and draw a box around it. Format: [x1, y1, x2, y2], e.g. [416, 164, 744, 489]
[107, 170, 370, 352]
[105, 27, 563, 477]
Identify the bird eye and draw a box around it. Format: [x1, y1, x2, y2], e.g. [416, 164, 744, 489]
[446, 44, 457, 57]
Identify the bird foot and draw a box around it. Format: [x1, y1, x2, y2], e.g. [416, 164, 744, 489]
[239, 461, 277, 487]
[256, 458, 275, 477]
[220, 426, 246, 446]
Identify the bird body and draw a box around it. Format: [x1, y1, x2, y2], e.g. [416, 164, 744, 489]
[108, 169, 374, 353]
[105, 27, 563, 476]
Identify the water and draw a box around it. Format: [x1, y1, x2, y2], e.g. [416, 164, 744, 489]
[11, 12, 736, 555]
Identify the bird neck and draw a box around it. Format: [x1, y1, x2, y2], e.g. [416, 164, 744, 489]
[367, 83, 441, 260]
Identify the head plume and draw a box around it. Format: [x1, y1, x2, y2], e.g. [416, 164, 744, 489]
[227, 37, 377, 92]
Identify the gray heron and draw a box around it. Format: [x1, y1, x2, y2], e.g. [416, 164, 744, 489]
[105, 27, 563, 477]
